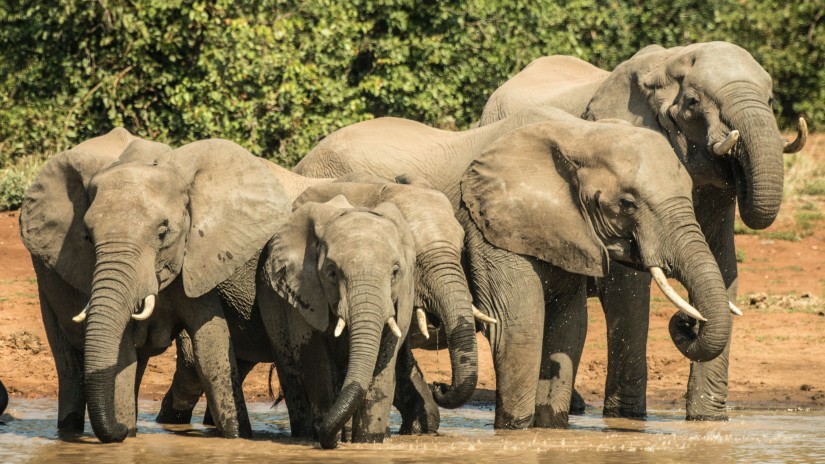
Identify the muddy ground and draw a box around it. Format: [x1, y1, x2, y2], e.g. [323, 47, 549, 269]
[2, 136, 824, 412]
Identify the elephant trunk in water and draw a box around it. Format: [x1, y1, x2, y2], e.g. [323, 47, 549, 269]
[320, 275, 388, 449]
[418, 245, 478, 408]
[720, 86, 785, 230]
[651, 199, 732, 362]
[84, 244, 143, 443]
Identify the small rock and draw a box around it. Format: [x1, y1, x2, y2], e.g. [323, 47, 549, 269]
[818, 311, 824, 317]
[801, 384, 814, 391]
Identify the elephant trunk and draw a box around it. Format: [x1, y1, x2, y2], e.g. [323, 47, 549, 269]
[84, 246, 142, 443]
[721, 92, 785, 230]
[655, 200, 732, 362]
[418, 246, 478, 409]
[319, 275, 387, 449]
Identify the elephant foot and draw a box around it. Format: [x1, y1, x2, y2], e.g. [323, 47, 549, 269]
[603, 406, 647, 419]
[398, 415, 439, 435]
[603, 395, 646, 420]
[57, 412, 86, 438]
[569, 389, 586, 415]
[533, 405, 569, 428]
[353, 429, 389, 444]
[493, 410, 534, 429]
[686, 413, 728, 421]
[155, 392, 194, 424]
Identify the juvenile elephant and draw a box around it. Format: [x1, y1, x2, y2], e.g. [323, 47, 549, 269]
[477, 41, 807, 419]
[295, 108, 736, 429]
[20, 129, 290, 442]
[158, 170, 484, 441]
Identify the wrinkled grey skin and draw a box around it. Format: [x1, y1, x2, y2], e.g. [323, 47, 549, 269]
[158, 170, 477, 439]
[478, 42, 801, 420]
[258, 196, 417, 448]
[294, 108, 733, 429]
[0, 379, 7, 417]
[19, 129, 290, 442]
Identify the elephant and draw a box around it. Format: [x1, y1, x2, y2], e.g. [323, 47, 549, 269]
[19, 128, 291, 442]
[0, 379, 7, 417]
[476, 41, 808, 420]
[157, 169, 485, 442]
[294, 106, 736, 429]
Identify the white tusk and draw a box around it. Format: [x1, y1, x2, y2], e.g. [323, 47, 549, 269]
[72, 303, 90, 323]
[472, 305, 497, 324]
[387, 317, 402, 338]
[783, 117, 807, 154]
[415, 308, 430, 340]
[729, 301, 743, 316]
[649, 267, 707, 322]
[712, 130, 739, 155]
[131, 295, 156, 321]
[334, 317, 346, 337]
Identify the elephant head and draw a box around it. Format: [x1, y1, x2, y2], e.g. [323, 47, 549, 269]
[20, 135, 288, 442]
[263, 195, 416, 449]
[584, 42, 807, 230]
[462, 119, 734, 363]
[295, 175, 479, 410]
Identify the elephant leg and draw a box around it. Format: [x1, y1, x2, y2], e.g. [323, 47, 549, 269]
[157, 331, 203, 424]
[464, 218, 544, 429]
[394, 340, 439, 435]
[534, 273, 587, 428]
[600, 263, 650, 419]
[352, 338, 400, 443]
[569, 389, 586, 415]
[181, 290, 252, 439]
[203, 360, 256, 427]
[35, 274, 86, 437]
[113, 328, 138, 437]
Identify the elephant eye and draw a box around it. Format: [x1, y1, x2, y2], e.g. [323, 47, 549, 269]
[619, 196, 638, 212]
[684, 96, 699, 109]
[157, 220, 170, 241]
[391, 264, 401, 282]
[326, 264, 337, 281]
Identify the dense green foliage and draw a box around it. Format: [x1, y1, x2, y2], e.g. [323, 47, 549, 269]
[0, 0, 822, 207]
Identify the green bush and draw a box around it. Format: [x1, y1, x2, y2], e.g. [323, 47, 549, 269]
[0, 0, 822, 177]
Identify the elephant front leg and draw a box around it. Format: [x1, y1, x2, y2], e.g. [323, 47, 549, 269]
[393, 340, 440, 435]
[534, 274, 587, 428]
[114, 326, 138, 437]
[182, 291, 252, 438]
[600, 263, 650, 419]
[157, 331, 203, 425]
[352, 338, 399, 443]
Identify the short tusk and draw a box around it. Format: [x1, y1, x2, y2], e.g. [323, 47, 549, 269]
[131, 295, 156, 321]
[649, 267, 707, 322]
[783, 117, 807, 154]
[415, 308, 430, 340]
[387, 317, 402, 338]
[72, 303, 90, 323]
[334, 317, 346, 337]
[472, 305, 497, 324]
[729, 301, 743, 316]
[712, 130, 739, 155]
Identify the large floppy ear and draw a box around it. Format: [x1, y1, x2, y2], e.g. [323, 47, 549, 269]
[372, 202, 417, 323]
[19, 128, 140, 293]
[461, 122, 608, 277]
[584, 45, 681, 128]
[167, 139, 291, 298]
[264, 198, 352, 331]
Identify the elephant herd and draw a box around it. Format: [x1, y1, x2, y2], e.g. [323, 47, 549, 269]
[7, 41, 806, 448]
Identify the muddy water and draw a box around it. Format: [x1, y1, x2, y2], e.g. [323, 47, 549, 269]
[1, 401, 823, 463]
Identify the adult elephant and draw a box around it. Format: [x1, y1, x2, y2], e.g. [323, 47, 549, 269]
[295, 108, 736, 429]
[0, 379, 7, 416]
[20, 129, 290, 442]
[157, 170, 486, 439]
[478, 41, 807, 420]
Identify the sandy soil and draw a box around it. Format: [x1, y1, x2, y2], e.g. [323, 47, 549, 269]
[2, 136, 824, 411]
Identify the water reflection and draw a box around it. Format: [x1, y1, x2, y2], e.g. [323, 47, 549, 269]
[0, 400, 823, 463]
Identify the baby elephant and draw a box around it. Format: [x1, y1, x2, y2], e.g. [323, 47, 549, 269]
[258, 195, 417, 448]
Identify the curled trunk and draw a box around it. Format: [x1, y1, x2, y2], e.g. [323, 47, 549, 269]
[84, 248, 140, 443]
[721, 96, 785, 230]
[418, 246, 478, 409]
[319, 276, 386, 449]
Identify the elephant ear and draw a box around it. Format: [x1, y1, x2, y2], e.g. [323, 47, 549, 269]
[461, 122, 608, 277]
[167, 139, 291, 298]
[265, 197, 353, 331]
[20, 128, 139, 293]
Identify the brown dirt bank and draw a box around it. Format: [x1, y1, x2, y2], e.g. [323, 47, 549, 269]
[2, 136, 824, 411]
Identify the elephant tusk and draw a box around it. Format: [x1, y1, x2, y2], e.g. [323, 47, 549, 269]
[711, 130, 739, 156]
[473, 305, 497, 324]
[649, 267, 707, 322]
[333, 317, 346, 337]
[783, 117, 807, 154]
[72, 302, 90, 323]
[729, 301, 743, 316]
[415, 308, 430, 340]
[131, 295, 156, 321]
[387, 317, 402, 338]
